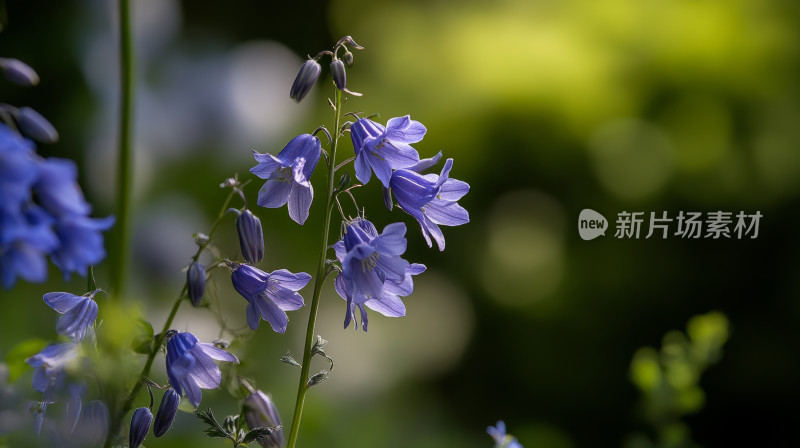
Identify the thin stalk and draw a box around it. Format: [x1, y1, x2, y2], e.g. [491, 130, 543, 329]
[110, 0, 135, 298]
[286, 87, 343, 448]
[104, 187, 240, 447]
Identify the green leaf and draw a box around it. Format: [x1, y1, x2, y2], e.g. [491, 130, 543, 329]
[131, 319, 155, 355]
[195, 409, 230, 439]
[4, 338, 48, 383]
[242, 426, 281, 444]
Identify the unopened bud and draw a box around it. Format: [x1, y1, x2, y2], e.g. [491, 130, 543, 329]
[0, 58, 39, 86]
[382, 186, 393, 211]
[244, 390, 283, 448]
[154, 389, 180, 437]
[331, 59, 346, 91]
[187, 262, 206, 307]
[290, 59, 322, 102]
[236, 209, 264, 264]
[129, 407, 152, 448]
[15, 107, 58, 143]
[343, 51, 354, 67]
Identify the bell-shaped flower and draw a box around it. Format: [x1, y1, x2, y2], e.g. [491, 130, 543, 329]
[390, 158, 469, 251]
[251, 134, 321, 225]
[236, 209, 264, 264]
[349, 116, 425, 187]
[50, 214, 115, 279]
[43, 289, 100, 342]
[26, 343, 78, 398]
[165, 331, 239, 407]
[487, 421, 524, 448]
[187, 262, 206, 307]
[153, 389, 180, 437]
[129, 407, 152, 448]
[333, 218, 426, 331]
[80, 400, 109, 446]
[244, 390, 283, 448]
[289, 59, 322, 102]
[230, 262, 311, 333]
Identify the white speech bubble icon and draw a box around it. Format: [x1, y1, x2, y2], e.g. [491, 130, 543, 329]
[578, 209, 608, 240]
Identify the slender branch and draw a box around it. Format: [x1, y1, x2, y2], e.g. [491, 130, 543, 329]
[286, 87, 343, 448]
[110, 0, 135, 298]
[104, 186, 240, 446]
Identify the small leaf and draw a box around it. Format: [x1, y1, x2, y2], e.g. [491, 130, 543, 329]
[307, 370, 329, 388]
[131, 319, 155, 355]
[280, 352, 301, 367]
[196, 409, 230, 439]
[223, 415, 238, 435]
[242, 426, 281, 444]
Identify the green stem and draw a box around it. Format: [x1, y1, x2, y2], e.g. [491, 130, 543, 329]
[104, 187, 240, 447]
[110, 0, 135, 298]
[286, 88, 343, 448]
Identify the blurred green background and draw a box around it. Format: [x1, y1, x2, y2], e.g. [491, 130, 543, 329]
[2, 0, 800, 446]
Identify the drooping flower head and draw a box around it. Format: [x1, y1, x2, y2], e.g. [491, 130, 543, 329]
[165, 331, 239, 407]
[334, 218, 426, 331]
[43, 289, 101, 342]
[26, 343, 78, 399]
[230, 262, 311, 333]
[349, 116, 425, 187]
[251, 134, 321, 225]
[390, 158, 469, 251]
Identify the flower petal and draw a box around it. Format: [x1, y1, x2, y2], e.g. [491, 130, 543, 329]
[254, 293, 289, 333]
[246, 302, 260, 330]
[287, 181, 313, 225]
[354, 152, 372, 185]
[385, 115, 427, 143]
[269, 269, 311, 291]
[250, 151, 284, 179]
[256, 174, 292, 208]
[269, 287, 305, 311]
[376, 142, 420, 169]
[197, 343, 238, 363]
[365, 292, 406, 317]
[43, 292, 83, 314]
[438, 178, 470, 201]
[373, 222, 407, 256]
[426, 200, 470, 227]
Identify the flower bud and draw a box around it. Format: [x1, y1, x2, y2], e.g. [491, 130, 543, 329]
[129, 407, 152, 448]
[15, 106, 59, 143]
[236, 209, 264, 264]
[154, 389, 180, 437]
[187, 262, 206, 307]
[289, 59, 321, 102]
[382, 186, 393, 211]
[244, 390, 283, 448]
[0, 58, 40, 86]
[343, 51, 354, 67]
[331, 59, 346, 91]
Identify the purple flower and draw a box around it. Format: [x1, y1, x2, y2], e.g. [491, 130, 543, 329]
[49, 214, 115, 279]
[80, 400, 109, 445]
[26, 343, 78, 398]
[187, 262, 206, 307]
[153, 389, 180, 437]
[390, 158, 469, 251]
[250, 134, 321, 225]
[289, 59, 322, 102]
[230, 263, 311, 333]
[487, 421, 523, 448]
[236, 209, 264, 264]
[350, 116, 425, 187]
[165, 331, 238, 407]
[244, 390, 283, 448]
[43, 289, 100, 341]
[333, 218, 425, 331]
[129, 407, 152, 448]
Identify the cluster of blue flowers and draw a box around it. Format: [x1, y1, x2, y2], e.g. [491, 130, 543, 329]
[0, 57, 114, 289]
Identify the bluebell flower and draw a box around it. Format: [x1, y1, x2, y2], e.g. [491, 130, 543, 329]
[390, 158, 469, 251]
[333, 218, 426, 331]
[129, 407, 152, 448]
[43, 290, 100, 342]
[244, 390, 283, 448]
[26, 343, 78, 399]
[0, 57, 40, 86]
[487, 421, 523, 448]
[236, 209, 264, 264]
[49, 214, 115, 279]
[0, 205, 59, 288]
[80, 400, 109, 445]
[230, 262, 311, 333]
[153, 389, 180, 437]
[187, 262, 206, 307]
[349, 116, 425, 187]
[250, 134, 321, 225]
[290, 59, 322, 102]
[165, 331, 238, 407]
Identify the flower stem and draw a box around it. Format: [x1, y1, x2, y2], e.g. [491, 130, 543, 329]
[110, 0, 135, 298]
[286, 87, 343, 448]
[104, 186, 239, 447]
